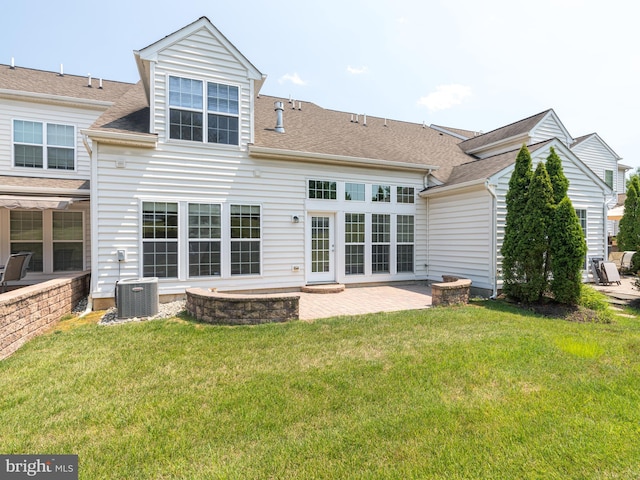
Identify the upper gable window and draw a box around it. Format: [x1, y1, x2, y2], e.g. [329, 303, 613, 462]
[168, 76, 239, 145]
[13, 120, 75, 170]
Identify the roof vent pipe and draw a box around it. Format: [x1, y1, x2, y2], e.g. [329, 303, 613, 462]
[363, 114, 367, 126]
[59, 64, 64, 76]
[274, 101, 285, 133]
[10, 57, 15, 69]
[99, 78, 103, 89]
[87, 74, 92, 87]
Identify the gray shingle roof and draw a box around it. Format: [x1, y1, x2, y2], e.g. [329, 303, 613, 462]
[458, 110, 551, 153]
[0, 175, 90, 193]
[253, 95, 472, 183]
[90, 81, 151, 135]
[0, 64, 133, 103]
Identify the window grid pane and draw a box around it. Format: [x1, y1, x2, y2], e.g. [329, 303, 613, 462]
[397, 245, 414, 273]
[189, 241, 221, 277]
[230, 205, 261, 275]
[308, 180, 337, 200]
[14, 145, 43, 168]
[53, 212, 83, 241]
[345, 213, 365, 275]
[47, 147, 74, 170]
[10, 211, 44, 272]
[169, 109, 203, 141]
[397, 186, 415, 204]
[53, 242, 83, 271]
[231, 241, 260, 275]
[169, 76, 203, 109]
[207, 114, 239, 145]
[143, 242, 178, 278]
[207, 83, 239, 115]
[11, 242, 43, 273]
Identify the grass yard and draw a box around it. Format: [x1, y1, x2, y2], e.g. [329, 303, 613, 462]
[1, 300, 640, 479]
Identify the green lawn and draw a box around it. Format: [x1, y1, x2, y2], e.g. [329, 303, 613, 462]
[1, 301, 640, 479]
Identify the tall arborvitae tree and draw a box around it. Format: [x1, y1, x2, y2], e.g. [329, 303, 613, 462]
[618, 176, 640, 252]
[546, 146, 568, 205]
[501, 145, 533, 300]
[519, 162, 555, 303]
[550, 197, 587, 304]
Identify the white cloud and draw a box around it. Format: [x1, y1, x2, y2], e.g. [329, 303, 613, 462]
[418, 84, 472, 111]
[278, 73, 308, 86]
[346, 65, 368, 75]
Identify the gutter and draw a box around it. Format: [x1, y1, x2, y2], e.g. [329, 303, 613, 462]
[81, 128, 158, 148]
[419, 178, 486, 197]
[249, 145, 439, 172]
[0, 89, 114, 110]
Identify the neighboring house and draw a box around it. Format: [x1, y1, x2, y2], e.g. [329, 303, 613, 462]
[0, 17, 628, 307]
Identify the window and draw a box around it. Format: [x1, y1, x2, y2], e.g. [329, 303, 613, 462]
[168, 76, 239, 145]
[605, 170, 614, 189]
[13, 120, 75, 170]
[208, 83, 239, 145]
[575, 209, 587, 236]
[397, 215, 414, 273]
[371, 214, 390, 273]
[345, 183, 365, 201]
[188, 204, 221, 277]
[10, 211, 43, 272]
[142, 202, 178, 278]
[372, 185, 391, 202]
[230, 205, 261, 275]
[53, 212, 83, 271]
[397, 186, 415, 204]
[345, 213, 365, 275]
[308, 180, 337, 200]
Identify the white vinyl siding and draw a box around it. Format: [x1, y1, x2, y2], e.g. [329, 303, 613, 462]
[151, 31, 254, 147]
[426, 187, 493, 290]
[570, 135, 620, 193]
[530, 113, 572, 146]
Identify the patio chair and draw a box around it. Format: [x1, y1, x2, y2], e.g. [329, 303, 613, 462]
[0, 252, 32, 293]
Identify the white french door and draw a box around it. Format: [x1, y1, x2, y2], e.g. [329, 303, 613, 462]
[307, 213, 335, 283]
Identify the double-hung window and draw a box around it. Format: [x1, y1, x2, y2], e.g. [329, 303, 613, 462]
[345, 213, 365, 275]
[142, 202, 179, 278]
[188, 204, 221, 277]
[53, 212, 84, 271]
[230, 205, 261, 275]
[168, 76, 239, 145]
[371, 214, 390, 273]
[397, 215, 414, 273]
[13, 120, 75, 170]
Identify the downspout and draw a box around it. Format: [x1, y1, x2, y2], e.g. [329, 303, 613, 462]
[485, 180, 498, 298]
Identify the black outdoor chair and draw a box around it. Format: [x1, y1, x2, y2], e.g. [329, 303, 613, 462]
[0, 252, 32, 293]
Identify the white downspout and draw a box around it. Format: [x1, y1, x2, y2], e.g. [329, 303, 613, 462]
[486, 180, 498, 298]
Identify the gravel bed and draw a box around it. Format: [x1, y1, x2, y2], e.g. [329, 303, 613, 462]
[99, 299, 186, 325]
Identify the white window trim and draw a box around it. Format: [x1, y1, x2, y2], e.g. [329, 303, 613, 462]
[12, 118, 77, 172]
[165, 74, 242, 148]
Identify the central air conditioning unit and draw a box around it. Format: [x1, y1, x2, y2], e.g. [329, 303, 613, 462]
[116, 277, 159, 319]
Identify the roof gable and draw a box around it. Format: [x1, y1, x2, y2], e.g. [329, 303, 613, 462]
[571, 132, 621, 161]
[134, 17, 264, 99]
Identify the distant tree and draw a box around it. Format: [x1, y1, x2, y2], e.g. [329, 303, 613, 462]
[550, 197, 588, 304]
[519, 162, 555, 303]
[617, 176, 640, 252]
[626, 167, 640, 189]
[546, 146, 568, 205]
[501, 145, 533, 300]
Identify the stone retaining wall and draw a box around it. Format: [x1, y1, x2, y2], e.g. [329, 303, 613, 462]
[0, 272, 90, 360]
[186, 288, 299, 325]
[431, 276, 472, 307]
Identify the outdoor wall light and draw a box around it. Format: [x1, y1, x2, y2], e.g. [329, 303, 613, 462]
[292, 215, 300, 223]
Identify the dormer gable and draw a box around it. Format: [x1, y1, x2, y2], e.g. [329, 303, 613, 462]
[132, 17, 265, 147]
[134, 17, 264, 102]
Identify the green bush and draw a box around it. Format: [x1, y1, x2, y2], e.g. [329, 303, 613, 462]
[579, 284, 614, 322]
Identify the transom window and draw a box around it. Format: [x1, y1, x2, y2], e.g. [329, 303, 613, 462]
[308, 180, 337, 200]
[372, 185, 391, 202]
[13, 120, 75, 170]
[168, 76, 239, 145]
[345, 183, 365, 201]
[397, 186, 415, 204]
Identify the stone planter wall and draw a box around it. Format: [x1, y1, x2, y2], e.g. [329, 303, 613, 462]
[0, 272, 90, 360]
[431, 276, 472, 307]
[186, 288, 299, 325]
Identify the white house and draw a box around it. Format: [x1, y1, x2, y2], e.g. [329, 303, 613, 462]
[0, 17, 627, 308]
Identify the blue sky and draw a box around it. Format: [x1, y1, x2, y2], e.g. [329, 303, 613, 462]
[4, 0, 639, 170]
